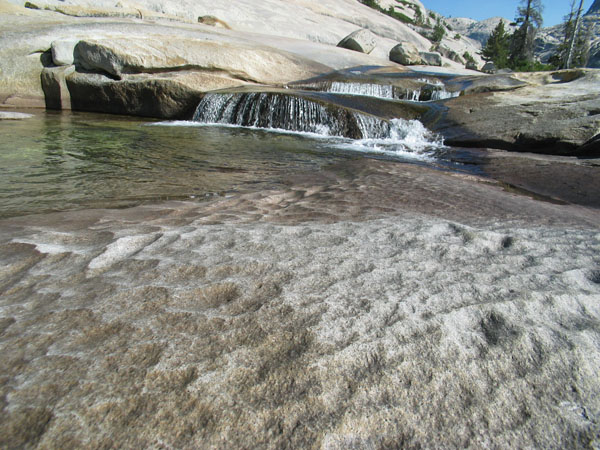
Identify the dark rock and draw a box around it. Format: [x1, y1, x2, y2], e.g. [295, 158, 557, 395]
[579, 134, 600, 157]
[41, 66, 74, 110]
[482, 62, 496, 74]
[198, 15, 231, 29]
[585, 0, 600, 16]
[66, 72, 204, 119]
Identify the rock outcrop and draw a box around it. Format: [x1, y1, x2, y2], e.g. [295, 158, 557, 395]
[431, 70, 600, 156]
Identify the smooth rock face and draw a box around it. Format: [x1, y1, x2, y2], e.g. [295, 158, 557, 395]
[51, 38, 78, 66]
[337, 29, 377, 54]
[74, 37, 330, 83]
[419, 51, 442, 66]
[389, 42, 422, 65]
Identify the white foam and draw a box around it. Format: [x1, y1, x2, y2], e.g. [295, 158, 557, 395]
[150, 118, 444, 161]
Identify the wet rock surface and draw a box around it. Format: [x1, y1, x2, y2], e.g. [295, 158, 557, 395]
[0, 158, 599, 448]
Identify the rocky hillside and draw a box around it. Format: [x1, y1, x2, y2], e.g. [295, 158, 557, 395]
[447, 4, 600, 69]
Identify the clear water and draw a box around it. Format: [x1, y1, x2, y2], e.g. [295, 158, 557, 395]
[0, 110, 452, 219]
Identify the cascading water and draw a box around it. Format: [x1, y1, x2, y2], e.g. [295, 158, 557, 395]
[192, 92, 444, 157]
[290, 80, 460, 102]
[328, 82, 395, 99]
[193, 92, 403, 139]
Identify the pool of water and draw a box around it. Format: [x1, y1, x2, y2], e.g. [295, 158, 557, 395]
[0, 110, 467, 218]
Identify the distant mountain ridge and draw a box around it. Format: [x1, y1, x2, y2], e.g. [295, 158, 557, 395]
[442, 3, 599, 68]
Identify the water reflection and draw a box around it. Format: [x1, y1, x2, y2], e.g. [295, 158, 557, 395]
[0, 111, 358, 218]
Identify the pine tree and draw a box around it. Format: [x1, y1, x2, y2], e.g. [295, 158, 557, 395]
[549, 0, 590, 69]
[482, 20, 511, 68]
[509, 0, 544, 69]
[564, 0, 586, 68]
[431, 19, 445, 42]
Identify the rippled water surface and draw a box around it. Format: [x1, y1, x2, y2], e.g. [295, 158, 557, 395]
[0, 110, 459, 218]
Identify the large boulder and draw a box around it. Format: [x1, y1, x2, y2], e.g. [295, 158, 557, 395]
[419, 51, 442, 66]
[337, 29, 377, 54]
[66, 71, 205, 119]
[389, 42, 422, 65]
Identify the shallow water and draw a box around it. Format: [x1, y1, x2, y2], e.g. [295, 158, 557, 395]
[0, 110, 457, 218]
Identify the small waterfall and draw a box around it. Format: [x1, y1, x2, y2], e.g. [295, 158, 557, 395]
[193, 92, 398, 139]
[192, 92, 444, 154]
[291, 80, 459, 102]
[406, 89, 422, 101]
[328, 82, 395, 99]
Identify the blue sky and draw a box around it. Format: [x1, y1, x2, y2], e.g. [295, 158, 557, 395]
[423, 0, 591, 27]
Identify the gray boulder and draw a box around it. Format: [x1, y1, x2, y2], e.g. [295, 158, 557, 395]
[482, 62, 497, 73]
[337, 29, 376, 54]
[419, 52, 442, 66]
[389, 42, 422, 65]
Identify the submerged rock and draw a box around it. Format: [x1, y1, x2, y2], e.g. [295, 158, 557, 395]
[337, 29, 377, 55]
[0, 111, 34, 120]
